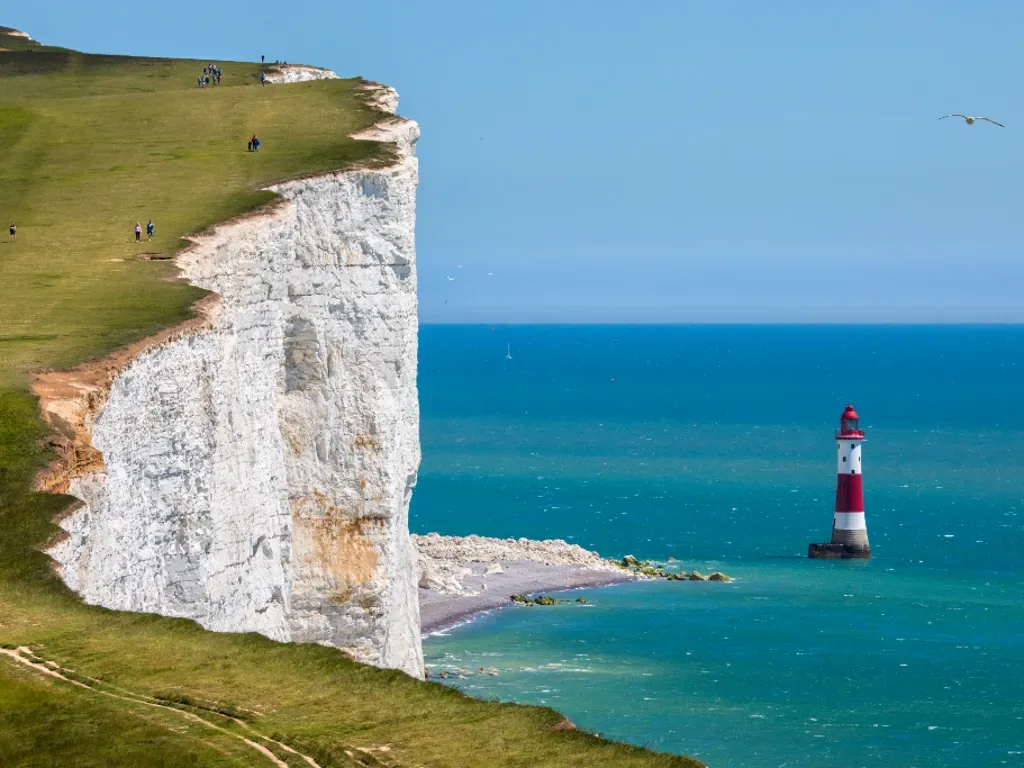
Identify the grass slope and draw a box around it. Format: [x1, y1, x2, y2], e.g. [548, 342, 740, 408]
[0, 28, 703, 768]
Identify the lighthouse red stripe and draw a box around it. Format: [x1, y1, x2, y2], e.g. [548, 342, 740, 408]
[834, 472, 864, 513]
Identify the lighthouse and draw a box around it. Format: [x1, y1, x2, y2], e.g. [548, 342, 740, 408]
[808, 404, 871, 559]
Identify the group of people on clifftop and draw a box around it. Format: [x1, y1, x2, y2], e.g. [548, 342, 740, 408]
[197, 63, 223, 88]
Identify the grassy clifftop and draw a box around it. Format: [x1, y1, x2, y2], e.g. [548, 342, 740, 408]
[0, 27, 702, 768]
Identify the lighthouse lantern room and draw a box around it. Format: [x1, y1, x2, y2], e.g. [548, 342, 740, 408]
[809, 404, 871, 559]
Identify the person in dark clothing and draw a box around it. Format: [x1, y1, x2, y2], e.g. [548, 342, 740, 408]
[261, 54, 265, 63]
[147, 220, 155, 240]
[8, 223, 15, 242]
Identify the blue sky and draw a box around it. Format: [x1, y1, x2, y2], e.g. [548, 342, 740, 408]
[10, 2, 1024, 322]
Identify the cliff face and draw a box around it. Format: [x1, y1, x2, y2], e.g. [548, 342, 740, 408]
[45, 82, 424, 677]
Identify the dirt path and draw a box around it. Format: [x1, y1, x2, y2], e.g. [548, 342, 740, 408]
[0, 647, 321, 768]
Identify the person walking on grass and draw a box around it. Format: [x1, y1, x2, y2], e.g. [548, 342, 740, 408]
[8, 223, 15, 242]
[261, 72, 266, 86]
[147, 220, 155, 241]
[135, 222, 141, 242]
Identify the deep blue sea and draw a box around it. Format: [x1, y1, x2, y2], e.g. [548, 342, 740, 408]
[412, 325, 1024, 768]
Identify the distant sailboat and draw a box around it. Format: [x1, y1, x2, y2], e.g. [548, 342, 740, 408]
[505, 343, 513, 360]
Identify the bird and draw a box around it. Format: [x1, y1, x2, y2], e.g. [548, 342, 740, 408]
[938, 114, 1004, 127]
[447, 276, 456, 282]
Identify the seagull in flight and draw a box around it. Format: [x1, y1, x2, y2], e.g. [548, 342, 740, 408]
[938, 114, 1004, 127]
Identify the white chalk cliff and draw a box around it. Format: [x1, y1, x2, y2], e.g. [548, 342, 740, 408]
[46, 73, 424, 677]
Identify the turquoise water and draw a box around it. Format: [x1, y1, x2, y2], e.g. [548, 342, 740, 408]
[412, 326, 1024, 767]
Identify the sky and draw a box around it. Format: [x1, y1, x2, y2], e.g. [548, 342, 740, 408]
[9, 2, 1024, 322]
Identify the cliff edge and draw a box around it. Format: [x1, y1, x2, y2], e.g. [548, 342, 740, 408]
[39, 73, 424, 677]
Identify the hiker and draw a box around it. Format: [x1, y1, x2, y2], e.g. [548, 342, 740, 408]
[247, 138, 253, 152]
[253, 136, 260, 151]
[8, 223, 15, 242]
[261, 54, 265, 63]
[134, 222, 141, 242]
[197, 76, 202, 88]
[260, 72, 266, 86]
[147, 220, 155, 240]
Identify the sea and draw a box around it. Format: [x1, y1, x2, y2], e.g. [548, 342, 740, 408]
[412, 325, 1024, 768]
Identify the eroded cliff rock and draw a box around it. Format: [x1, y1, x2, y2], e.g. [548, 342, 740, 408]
[43, 80, 424, 677]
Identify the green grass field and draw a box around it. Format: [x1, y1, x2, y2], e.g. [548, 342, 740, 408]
[0, 28, 702, 768]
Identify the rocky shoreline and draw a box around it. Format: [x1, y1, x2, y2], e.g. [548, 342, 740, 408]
[413, 533, 633, 633]
[412, 534, 731, 635]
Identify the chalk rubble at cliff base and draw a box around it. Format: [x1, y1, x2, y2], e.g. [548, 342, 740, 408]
[413, 532, 625, 594]
[413, 533, 635, 633]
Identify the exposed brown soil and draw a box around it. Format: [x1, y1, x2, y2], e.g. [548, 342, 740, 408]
[30, 294, 220, 494]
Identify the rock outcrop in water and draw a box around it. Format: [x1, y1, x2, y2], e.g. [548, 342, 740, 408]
[40, 73, 424, 677]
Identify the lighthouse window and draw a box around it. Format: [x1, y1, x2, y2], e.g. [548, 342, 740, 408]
[842, 457, 847, 462]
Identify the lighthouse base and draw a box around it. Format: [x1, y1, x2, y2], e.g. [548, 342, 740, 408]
[808, 543, 870, 560]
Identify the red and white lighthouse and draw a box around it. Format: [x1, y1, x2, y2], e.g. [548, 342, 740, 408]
[809, 404, 871, 559]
